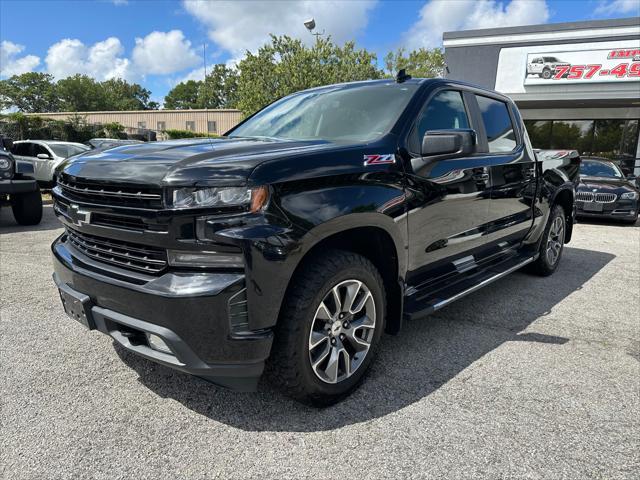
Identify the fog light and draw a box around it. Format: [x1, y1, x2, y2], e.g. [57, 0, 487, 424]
[167, 250, 244, 268]
[146, 333, 172, 354]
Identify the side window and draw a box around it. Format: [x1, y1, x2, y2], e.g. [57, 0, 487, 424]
[12, 143, 31, 156]
[476, 95, 517, 153]
[416, 90, 469, 144]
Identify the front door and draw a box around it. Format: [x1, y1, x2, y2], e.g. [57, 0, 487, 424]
[404, 89, 493, 287]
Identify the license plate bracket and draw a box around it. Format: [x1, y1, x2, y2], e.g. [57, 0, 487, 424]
[58, 284, 95, 330]
[583, 202, 603, 212]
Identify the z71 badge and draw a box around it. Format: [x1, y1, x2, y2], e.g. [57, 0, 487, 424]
[364, 154, 395, 166]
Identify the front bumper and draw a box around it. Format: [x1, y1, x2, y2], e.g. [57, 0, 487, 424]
[0, 179, 39, 195]
[576, 200, 638, 221]
[52, 235, 273, 391]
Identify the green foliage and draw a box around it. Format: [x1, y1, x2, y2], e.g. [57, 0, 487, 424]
[164, 80, 201, 110]
[164, 67, 238, 110]
[0, 73, 60, 113]
[384, 47, 445, 79]
[103, 122, 126, 138]
[0, 113, 125, 142]
[164, 129, 219, 139]
[101, 78, 155, 111]
[235, 35, 382, 115]
[58, 74, 105, 111]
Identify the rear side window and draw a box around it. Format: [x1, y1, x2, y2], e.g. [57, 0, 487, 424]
[476, 95, 517, 153]
[416, 90, 469, 142]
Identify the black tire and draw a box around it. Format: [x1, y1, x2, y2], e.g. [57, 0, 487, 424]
[528, 204, 565, 276]
[542, 68, 552, 79]
[268, 249, 386, 406]
[11, 188, 43, 225]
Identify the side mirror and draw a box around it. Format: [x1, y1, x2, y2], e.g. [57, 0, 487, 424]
[37, 153, 51, 160]
[422, 129, 476, 158]
[1, 137, 13, 151]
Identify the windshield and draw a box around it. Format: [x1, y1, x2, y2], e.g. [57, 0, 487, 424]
[580, 160, 623, 178]
[49, 143, 90, 158]
[228, 83, 419, 143]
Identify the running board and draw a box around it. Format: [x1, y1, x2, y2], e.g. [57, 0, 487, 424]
[403, 254, 537, 320]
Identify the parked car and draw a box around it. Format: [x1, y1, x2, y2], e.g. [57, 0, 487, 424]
[576, 157, 639, 224]
[0, 136, 42, 225]
[50, 77, 580, 405]
[86, 138, 144, 149]
[527, 56, 570, 79]
[12, 140, 90, 187]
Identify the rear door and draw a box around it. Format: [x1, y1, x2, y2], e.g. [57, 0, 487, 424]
[31, 143, 55, 182]
[472, 94, 536, 250]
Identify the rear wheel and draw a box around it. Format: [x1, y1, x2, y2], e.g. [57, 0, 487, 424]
[268, 250, 385, 406]
[11, 188, 43, 225]
[528, 204, 565, 276]
[542, 68, 552, 79]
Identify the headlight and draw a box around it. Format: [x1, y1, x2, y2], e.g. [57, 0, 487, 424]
[167, 250, 244, 268]
[620, 192, 639, 200]
[0, 157, 11, 170]
[169, 186, 269, 211]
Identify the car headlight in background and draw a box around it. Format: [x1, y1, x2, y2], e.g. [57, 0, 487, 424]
[620, 192, 639, 200]
[170, 186, 269, 212]
[0, 157, 11, 170]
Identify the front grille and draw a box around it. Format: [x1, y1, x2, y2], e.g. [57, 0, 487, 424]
[595, 193, 616, 203]
[576, 192, 617, 203]
[58, 173, 163, 209]
[66, 228, 167, 274]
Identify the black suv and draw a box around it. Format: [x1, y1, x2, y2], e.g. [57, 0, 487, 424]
[51, 78, 579, 405]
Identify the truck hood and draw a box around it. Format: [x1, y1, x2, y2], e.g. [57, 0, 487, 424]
[59, 137, 336, 186]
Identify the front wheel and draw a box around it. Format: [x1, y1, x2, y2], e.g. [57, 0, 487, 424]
[528, 204, 565, 276]
[268, 250, 385, 406]
[542, 68, 552, 79]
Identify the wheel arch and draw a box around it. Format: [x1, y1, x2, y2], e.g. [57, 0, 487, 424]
[280, 218, 406, 335]
[551, 187, 574, 243]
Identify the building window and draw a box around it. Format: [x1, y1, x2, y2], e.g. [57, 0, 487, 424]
[207, 121, 217, 133]
[137, 121, 147, 129]
[524, 119, 640, 175]
[475, 95, 517, 152]
[185, 121, 196, 131]
[157, 121, 166, 131]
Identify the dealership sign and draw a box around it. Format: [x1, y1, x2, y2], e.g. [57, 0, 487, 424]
[524, 48, 640, 85]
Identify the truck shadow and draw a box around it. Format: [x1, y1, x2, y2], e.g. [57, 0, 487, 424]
[114, 245, 614, 432]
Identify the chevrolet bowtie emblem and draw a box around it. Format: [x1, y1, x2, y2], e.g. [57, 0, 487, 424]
[68, 203, 91, 226]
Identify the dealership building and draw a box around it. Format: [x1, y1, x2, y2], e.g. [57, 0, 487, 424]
[444, 17, 640, 175]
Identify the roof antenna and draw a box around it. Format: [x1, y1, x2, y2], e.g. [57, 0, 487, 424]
[396, 69, 411, 83]
[203, 43, 214, 149]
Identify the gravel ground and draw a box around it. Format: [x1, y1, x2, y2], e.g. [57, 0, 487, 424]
[1, 204, 638, 479]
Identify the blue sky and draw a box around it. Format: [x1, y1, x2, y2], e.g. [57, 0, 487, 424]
[1, 0, 638, 104]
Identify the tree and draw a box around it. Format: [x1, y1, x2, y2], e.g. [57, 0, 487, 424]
[235, 35, 382, 115]
[0, 72, 60, 112]
[164, 80, 201, 109]
[198, 64, 238, 109]
[57, 74, 106, 111]
[101, 78, 155, 110]
[384, 47, 445, 79]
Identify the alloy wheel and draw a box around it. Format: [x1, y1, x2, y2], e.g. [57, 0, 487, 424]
[308, 279, 376, 384]
[546, 215, 565, 265]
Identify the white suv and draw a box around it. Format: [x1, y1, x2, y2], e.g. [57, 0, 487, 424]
[527, 56, 570, 79]
[12, 140, 90, 187]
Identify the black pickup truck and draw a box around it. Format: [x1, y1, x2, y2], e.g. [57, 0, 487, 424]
[51, 78, 579, 405]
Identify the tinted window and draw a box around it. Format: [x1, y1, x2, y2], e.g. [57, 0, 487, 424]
[524, 120, 552, 149]
[33, 144, 50, 157]
[229, 83, 419, 144]
[476, 95, 517, 152]
[12, 143, 32, 156]
[415, 90, 469, 143]
[551, 120, 594, 152]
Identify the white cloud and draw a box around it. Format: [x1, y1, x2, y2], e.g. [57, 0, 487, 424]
[594, 0, 640, 16]
[45, 37, 132, 80]
[111, 0, 128, 5]
[404, 0, 550, 49]
[0, 41, 41, 77]
[132, 30, 200, 75]
[183, 0, 377, 58]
